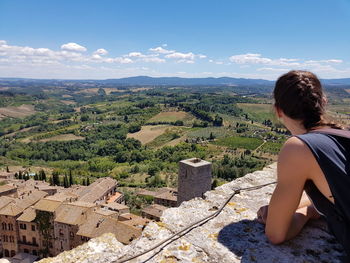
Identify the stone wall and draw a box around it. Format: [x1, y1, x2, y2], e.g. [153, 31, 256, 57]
[38, 163, 345, 263]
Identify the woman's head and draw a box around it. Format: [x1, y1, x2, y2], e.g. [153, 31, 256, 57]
[273, 70, 327, 130]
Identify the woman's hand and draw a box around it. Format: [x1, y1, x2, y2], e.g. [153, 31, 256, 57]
[257, 205, 269, 224]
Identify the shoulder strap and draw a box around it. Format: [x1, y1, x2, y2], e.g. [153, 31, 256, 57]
[309, 128, 350, 139]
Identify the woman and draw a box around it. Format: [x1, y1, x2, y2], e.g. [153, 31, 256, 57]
[257, 70, 350, 259]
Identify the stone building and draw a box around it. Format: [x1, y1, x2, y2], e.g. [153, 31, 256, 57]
[154, 188, 178, 207]
[177, 158, 212, 206]
[16, 207, 40, 256]
[77, 177, 118, 204]
[141, 204, 167, 221]
[0, 190, 47, 257]
[33, 198, 65, 257]
[53, 201, 95, 255]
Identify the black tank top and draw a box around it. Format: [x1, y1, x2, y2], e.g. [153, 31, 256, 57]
[296, 131, 350, 257]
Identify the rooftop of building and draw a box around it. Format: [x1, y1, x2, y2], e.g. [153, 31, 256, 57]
[54, 202, 94, 225]
[17, 206, 36, 222]
[0, 190, 47, 216]
[78, 177, 117, 203]
[33, 198, 63, 213]
[142, 204, 167, 218]
[38, 163, 346, 263]
[101, 202, 129, 211]
[0, 184, 17, 193]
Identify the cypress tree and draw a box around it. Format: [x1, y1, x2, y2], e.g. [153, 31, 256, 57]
[69, 170, 73, 186]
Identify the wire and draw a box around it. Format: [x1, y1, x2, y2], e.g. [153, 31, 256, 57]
[114, 181, 276, 263]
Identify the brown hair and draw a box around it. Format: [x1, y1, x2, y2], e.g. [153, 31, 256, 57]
[274, 70, 342, 131]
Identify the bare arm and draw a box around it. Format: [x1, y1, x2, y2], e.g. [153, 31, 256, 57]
[260, 137, 318, 244]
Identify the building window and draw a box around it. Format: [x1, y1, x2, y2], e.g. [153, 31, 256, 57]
[59, 229, 64, 236]
[32, 237, 37, 245]
[9, 236, 14, 243]
[2, 222, 6, 230]
[70, 231, 74, 238]
[8, 223, 13, 231]
[31, 225, 35, 231]
[22, 235, 26, 243]
[20, 223, 27, 230]
[10, 250, 15, 257]
[4, 249, 9, 257]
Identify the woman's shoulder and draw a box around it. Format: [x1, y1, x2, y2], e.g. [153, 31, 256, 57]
[278, 136, 316, 168]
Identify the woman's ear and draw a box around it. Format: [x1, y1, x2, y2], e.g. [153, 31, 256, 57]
[274, 106, 283, 119]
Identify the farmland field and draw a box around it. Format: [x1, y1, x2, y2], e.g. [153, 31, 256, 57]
[0, 104, 36, 119]
[38, 134, 85, 142]
[213, 136, 263, 150]
[127, 125, 173, 144]
[147, 111, 195, 124]
[237, 103, 275, 123]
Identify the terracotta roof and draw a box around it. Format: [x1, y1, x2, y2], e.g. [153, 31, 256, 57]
[101, 202, 129, 211]
[117, 213, 149, 229]
[77, 214, 142, 244]
[136, 189, 157, 197]
[34, 198, 62, 212]
[0, 196, 15, 210]
[0, 184, 17, 193]
[142, 204, 167, 218]
[78, 177, 117, 203]
[154, 190, 177, 202]
[45, 191, 79, 202]
[54, 203, 94, 225]
[17, 206, 36, 222]
[94, 208, 118, 216]
[0, 190, 47, 216]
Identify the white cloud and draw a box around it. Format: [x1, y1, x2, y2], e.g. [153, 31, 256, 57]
[142, 57, 165, 63]
[113, 57, 133, 64]
[165, 52, 195, 60]
[149, 46, 174, 54]
[229, 53, 272, 64]
[94, 48, 108, 55]
[0, 40, 7, 45]
[61, 42, 87, 52]
[198, 54, 207, 59]
[257, 67, 290, 72]
[127, 52, 145, 58]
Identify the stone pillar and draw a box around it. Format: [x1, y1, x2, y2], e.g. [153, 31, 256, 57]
[177, 158, 212, 206]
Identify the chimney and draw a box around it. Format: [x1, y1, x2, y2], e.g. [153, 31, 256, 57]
[177, 158, 212, 206]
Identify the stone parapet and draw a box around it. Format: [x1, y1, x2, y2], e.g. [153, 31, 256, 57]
[38, 163, 345, 263]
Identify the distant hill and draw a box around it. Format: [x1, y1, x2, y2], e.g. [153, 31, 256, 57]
[0, 76, 350, 86]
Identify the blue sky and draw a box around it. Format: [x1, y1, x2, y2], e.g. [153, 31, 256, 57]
[0, 0, 349, 79]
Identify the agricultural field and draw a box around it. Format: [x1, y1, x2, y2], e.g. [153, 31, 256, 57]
[237, 103, 275, 123]
[213, 136, 264, 150]
[127, 125, 172, 145]
[38, 134, 85, 142]
[0, 104, 36, 119]
[147, 111, 196, 125]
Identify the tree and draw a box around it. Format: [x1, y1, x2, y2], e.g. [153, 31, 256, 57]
[69, 170, 74, 186]
[213, 115, 223, 126]
[39, 170, 46, 181]
[63, 175, 69, 188]
[97, 88, 106, 96]
[86, 177, 90, 186]
[6, 166, 9, 173]
[209, 132, 215, 140]
[124, 115, 129, 123]
[52, 171, 60, 186]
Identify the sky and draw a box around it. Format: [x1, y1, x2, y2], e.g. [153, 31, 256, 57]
[0, 0, 350, 80]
